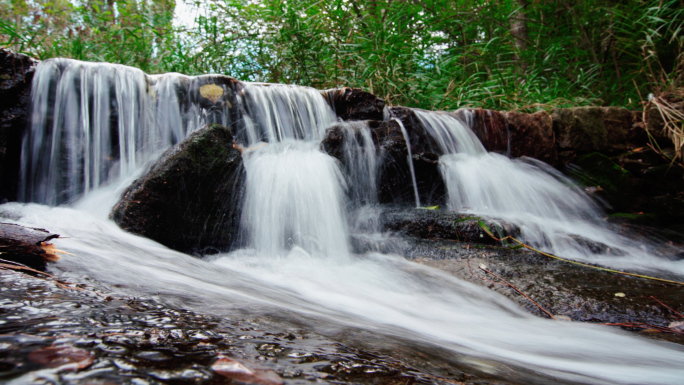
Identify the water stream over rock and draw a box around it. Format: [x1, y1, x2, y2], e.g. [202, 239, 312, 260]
[4, 58, 684, 384]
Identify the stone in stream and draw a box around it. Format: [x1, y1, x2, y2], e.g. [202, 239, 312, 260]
[111, 124, 244, 255]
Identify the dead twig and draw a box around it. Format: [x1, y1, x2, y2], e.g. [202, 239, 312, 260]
[466, 258, 504, 286]
[472, 261, 556, 320]
[650, 296, 684, 318]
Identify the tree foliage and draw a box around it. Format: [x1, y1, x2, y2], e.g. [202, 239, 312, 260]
[1, 0, 682, 110]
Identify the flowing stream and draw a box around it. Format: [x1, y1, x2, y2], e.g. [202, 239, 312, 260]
[4, 58, 684, 384]
[412, 110, 684, 276]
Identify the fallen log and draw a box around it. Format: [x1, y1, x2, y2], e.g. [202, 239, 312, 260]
[0, 223, 63, 270]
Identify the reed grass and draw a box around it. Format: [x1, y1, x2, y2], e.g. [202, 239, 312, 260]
[0, 0, 682, 113]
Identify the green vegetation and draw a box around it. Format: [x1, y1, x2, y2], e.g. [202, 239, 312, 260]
[1, 0, 682, 111]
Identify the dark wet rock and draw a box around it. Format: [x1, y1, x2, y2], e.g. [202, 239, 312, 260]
[0, 49, 39, 203]
[552, 107, 607, 155]
[368, 120, 413, 204]
[454, 109, 509, 154]
[602, 106, 641, 145]
[568, 145, 684, 229]
[380, 207, 517, 245]
[370, 119, 444, 205]
[386, 106, 437, 154]
[384, 107, 446, 205]
[190, 75, 241, 121]
[320, 122, 346, 161]
[0, 222, 60, 270]
[323, 88, 385, 121]
[321, 120, 445, 206]
[410, 153, 445, 206]
[111, 124, 244, 255]
[505, 111, 557, 165]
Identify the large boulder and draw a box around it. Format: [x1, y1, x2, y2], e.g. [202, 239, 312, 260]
[111, 124, 244, 254]
[0, 49, 39, 203]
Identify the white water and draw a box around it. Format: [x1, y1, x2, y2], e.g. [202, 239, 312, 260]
[241, 142, 349, 259]
[238, 82, 337, 144]
[7, 58, 684, 384]
[413, 109, 684, 276]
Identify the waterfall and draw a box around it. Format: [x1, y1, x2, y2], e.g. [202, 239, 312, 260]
[6, 58, 684, 385]
[339, 121, 379, 207]
[412, 109, 682, 273]
[241, 142, 350, 259]
[20, 59, 241, 205]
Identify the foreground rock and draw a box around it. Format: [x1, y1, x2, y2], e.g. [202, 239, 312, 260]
[111, 124, 244, 254]
[0, 49, 38, 203]
[380, 207, 516, 245]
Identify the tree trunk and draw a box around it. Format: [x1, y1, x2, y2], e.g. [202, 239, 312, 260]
[510, 0, 528, 69]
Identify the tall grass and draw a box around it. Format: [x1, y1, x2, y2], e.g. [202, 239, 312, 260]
[1, 0, 681, 112]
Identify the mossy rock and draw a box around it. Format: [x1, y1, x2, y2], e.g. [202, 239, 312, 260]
[552, 107, 607, 152]
[111, 124, 245, 255]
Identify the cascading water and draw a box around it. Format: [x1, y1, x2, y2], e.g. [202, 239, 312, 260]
[237, 82, 337, 144]
[339, 122, 379, 207]
[412, 109, 684, 276]
[241, 142, 350, 259]
[5, 58, 684, 384]
[20, 59, 240, 205]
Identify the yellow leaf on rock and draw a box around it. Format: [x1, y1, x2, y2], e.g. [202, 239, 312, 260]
[200, 84, 224, 103]
[417, 205, 439, 210]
